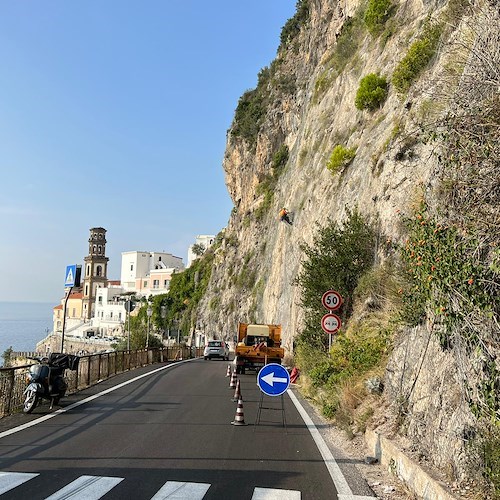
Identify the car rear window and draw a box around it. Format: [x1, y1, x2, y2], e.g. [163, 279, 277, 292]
[208, 341, 222, 347]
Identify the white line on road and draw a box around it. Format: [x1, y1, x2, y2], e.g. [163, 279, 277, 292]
[150, 481, 211, 499]
[45, 475, 124, 500]
[251, 486, 301, 499]
[287, 389, 375, 499]
[0, 359, 194, 441]
[0, 471, 39, 495]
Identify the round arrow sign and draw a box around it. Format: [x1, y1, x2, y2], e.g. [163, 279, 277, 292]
[257, 363, 290, 396]
[321, 290, 343, 311]
[321, 313, 342, 335]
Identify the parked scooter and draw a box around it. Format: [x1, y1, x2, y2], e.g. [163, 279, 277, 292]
[23, 353, 79, 413]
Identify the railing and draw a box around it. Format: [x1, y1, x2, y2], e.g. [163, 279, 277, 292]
[0, 346, 203, 418]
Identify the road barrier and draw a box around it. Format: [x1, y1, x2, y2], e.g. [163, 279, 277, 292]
[0, 346, 203, 418]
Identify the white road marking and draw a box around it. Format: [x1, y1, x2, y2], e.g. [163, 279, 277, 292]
[0, 471, 39, 495]
[45, 475, 124, 500]
[0, 359, 194, 441]
[251, 487, 301, 499]
[151, 481, 211, 499]
[287, 389, 376, 499]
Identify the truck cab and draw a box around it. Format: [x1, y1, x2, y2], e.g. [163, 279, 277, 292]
[235, 323, 284, 374]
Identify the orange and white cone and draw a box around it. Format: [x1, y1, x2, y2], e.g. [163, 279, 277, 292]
[229, 371, 237, 389]
[231, 379, 243, 402]
[225, 365, 231, 377]
[231, 398, 247, 426]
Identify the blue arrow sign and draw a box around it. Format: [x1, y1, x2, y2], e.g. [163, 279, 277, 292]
[64, 265, 77, 287]
[257, 363, 290, 396]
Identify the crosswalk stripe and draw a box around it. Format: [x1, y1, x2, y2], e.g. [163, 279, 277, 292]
[0, 472, 39, 495]
[44, 475, 124, 500]
[150, 481, 211, 499]
[251, 487, 301, 500]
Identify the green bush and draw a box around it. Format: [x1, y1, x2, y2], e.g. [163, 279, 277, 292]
[355, 73, 388, 110]
[279, 0, 310, 50]
[400, 201, 498, 347]
[392, 22, 443, 93]
[327, 145, 356, 174]
[364, 0, 394, 35]
[294, 208, 376, 349]
[233, 67, 272, 148]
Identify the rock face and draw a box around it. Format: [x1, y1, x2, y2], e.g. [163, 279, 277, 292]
[201, 0, 447, 347]
[196, 0, 498, 483]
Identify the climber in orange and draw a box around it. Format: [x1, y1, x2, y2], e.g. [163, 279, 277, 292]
[279, 207, 293, 225]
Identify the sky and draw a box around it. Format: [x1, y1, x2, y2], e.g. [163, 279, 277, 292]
[0, 1, 297, 304]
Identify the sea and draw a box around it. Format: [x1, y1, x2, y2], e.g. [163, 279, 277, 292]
[0, 301, 54, 365]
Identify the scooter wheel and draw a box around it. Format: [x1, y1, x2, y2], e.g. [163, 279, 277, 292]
[23, 390, 39, 414]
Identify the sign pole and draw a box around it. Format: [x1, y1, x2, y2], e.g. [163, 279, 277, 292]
[61, 286, 73, 353]
[321, 290, 343, 352]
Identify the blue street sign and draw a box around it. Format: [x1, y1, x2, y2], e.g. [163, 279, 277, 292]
[64, 265, 77, 287]
[257, 363, 290, 396]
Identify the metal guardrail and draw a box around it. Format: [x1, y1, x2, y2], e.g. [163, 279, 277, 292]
[0, 346, 203, 417]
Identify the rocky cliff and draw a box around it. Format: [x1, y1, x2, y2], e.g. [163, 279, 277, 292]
[195, 0, 499, 490]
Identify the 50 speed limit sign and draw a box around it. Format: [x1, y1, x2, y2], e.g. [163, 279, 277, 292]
[321, 290, 343, 311]
[321, 313, 342, 335]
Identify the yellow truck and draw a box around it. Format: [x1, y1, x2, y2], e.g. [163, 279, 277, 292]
[234, 323, 284, 374]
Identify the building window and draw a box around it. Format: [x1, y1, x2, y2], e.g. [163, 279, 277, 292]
[164, 280, 168, 288]
[153, 279, 159, 289]
[72, 308, 76, 317]
[119, 312, 122, 320]
[130, 264, 134, 271]
[144, 281, 148, 288]
[86, 265, 90, 277]
[98, 296, 102, 304]
[96, 265, 102, 277]
[110, 311, 113, 318]
[98, 245, 102, 254]
[85, 285, 89, 296]
[159, 256, 162, 261]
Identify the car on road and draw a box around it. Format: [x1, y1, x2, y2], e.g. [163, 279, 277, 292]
[204, 340, 229, 361]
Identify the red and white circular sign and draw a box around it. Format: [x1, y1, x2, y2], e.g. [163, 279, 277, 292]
[321, 313, 342, 335]
[321, 290, 343, 311]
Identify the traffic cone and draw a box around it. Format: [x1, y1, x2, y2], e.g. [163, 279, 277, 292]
[231, 379, 243, 402]
[229, 371, 237, 389]
[231, 398, 247, 426]
[225, 365, 231, 377]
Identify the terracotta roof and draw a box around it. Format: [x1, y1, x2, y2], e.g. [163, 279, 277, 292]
[54, 305, 63, 310]
[69, 292, 83, 299]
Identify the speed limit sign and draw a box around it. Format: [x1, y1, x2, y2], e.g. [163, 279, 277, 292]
[321, 313, 342, 335]
[322, 290, 343, 311]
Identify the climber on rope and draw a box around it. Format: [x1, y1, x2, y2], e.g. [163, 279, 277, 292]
[279, 207, 293, 226]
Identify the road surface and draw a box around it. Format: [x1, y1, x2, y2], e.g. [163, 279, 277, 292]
[0, 359, 375, 499]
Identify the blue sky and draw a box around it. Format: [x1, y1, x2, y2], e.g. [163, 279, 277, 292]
[0, 1, 296, 303]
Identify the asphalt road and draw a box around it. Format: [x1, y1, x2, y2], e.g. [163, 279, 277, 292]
[0, 359, 375, 499]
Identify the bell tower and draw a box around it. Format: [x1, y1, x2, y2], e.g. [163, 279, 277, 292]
[82, 227, 109, 320]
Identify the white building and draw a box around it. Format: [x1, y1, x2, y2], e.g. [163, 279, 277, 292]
[91, 284, 127, 338]
[187, 235, 216, 267]
[120, 251, 184, 297]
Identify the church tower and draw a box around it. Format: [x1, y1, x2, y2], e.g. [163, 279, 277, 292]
[82, 227, 109, 320]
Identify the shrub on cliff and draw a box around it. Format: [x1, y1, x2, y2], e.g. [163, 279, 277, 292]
[364, 0, 395, 35]
[294, 208, 376, 349]
[279, 0, 310, 50]
[355, 73, 388, 110]
[392, 21, 443, 93]
[326, 145, 356, 174]
[232, 67, 271, 148]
